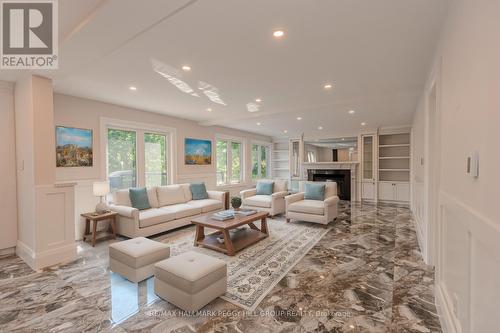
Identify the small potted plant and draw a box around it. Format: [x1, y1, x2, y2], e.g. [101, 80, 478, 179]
[231, 196, 242, 210]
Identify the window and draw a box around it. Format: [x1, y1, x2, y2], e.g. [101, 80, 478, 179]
[252, 143, 270, 180]
[216, 137, 243, 185]
[106, 124, 171, 191]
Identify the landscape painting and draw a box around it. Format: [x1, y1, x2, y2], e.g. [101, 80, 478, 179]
[56, 126, 93, 167]
[185, 138, 212, 165]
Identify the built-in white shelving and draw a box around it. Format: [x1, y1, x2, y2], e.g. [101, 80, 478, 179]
[272, 139, 290, 179]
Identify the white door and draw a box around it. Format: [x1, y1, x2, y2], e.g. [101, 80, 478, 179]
[362, 182, 375, 200]
[378, 182, 395, 201]
[395, 183, 410, 202]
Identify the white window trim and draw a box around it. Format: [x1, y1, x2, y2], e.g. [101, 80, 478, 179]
[215, 134, 245, 186]
[251, 140, 271, 181]
[100, 117, 177, 186]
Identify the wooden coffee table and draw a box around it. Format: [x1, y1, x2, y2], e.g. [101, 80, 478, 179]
[191, 211, 269, 256]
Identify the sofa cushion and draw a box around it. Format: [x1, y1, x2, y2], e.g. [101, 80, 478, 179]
[109, 237, 170, 268]
[186, 199, 223, 213]
[129, 187, 151, 210]
[256, 181, 274, 195]
[304, 183, 325, 201]
[147, 187, 159, 208]
[159, 204, 201, 219]
[179, 184, 192, 201]
[190, 182, 209, 200]
[155, 251, 227, 294]
[243, 195, 272, 208]
[274, 179, 288, 193]
[288, 200, 325, 215]
[157, 185, 186, 207]
[139, 209, 176, 228]
[114, 189, 132, 207]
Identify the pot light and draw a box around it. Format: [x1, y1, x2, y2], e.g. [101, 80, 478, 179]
[255, 98, 262, 103]
[273, 30, 284, 38]
[182, 65, 191, 71]
[296, 117, 302, 120]
[342, 138, 345, 141]
[206, 108, 212, 112]
[348, 110, 355, 114]
[361, 122, 367, 126]
[284, 130, 288, 133]
[323, 83, 333, 90]
[129, 86, 137, 91]
[256, 122, 262, 126]
[318, 126, 323, 130]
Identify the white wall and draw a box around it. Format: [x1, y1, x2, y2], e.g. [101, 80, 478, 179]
[0, 81, 18, 251]
[53, 94, 271, 239]
[411, 1, 500, 332]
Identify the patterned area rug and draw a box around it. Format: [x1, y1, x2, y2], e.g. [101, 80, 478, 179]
[162, 217, 330, 311]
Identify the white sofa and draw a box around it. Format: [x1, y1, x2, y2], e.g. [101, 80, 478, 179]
[108, 184, 226, 238]
[285, 182, 339, 227]
[240, 179, 288, 217]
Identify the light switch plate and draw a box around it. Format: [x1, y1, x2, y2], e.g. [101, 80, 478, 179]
[466, 151, 479, 177]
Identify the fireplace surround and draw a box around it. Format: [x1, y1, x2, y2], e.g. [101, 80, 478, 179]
[307, 169, 351, 200]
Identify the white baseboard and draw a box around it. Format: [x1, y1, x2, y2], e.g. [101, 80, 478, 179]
[16, 240, 77, 270]
[0, 246, 15, 256]
[436, 282, 461, 333]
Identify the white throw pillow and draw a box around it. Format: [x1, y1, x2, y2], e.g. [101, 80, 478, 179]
[114, 189, 131, 207]
[157, 185, 186, 207]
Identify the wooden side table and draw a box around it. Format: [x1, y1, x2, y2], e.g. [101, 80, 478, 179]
[81, 211, 118, 247]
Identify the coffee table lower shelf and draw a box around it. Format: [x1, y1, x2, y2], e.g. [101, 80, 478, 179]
[195, 228, 268, 255]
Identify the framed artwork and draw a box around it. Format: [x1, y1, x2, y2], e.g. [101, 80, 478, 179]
[184, 138, 212, 165]
[56, 126, 93, 167]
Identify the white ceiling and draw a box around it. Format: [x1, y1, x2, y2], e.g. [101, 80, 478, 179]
[0, 0, 449, 138]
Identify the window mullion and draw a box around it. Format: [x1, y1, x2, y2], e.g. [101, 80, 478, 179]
[226, 140, 232, 185]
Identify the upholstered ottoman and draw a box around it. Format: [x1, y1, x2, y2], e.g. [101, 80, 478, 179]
[109, 237, 170, 283]
[154, 251, 227, 311]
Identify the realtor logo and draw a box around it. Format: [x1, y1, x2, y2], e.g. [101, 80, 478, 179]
[1, 0, 58, 69]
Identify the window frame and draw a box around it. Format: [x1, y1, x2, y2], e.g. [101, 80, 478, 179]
[100, 118, 177, 189]
[215, 134, 244, 186]
[251, 141, 271, 181]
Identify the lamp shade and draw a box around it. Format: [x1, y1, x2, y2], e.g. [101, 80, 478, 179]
[93, 181, 110, 197]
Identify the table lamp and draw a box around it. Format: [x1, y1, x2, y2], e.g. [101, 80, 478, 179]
[93, 181, 110, 214]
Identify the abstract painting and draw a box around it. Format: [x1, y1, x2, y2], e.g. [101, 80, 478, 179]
[185, 138, 212, 165]
[56, 126, 93, 167]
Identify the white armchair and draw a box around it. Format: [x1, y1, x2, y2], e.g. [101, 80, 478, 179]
[285, 182, 339, 227]
[240, 179, 288, 217]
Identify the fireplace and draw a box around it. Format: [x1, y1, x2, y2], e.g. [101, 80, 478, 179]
[307, 169, 351, 200]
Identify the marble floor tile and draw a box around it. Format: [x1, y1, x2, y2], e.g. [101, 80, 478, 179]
[0, 201, 442, 333]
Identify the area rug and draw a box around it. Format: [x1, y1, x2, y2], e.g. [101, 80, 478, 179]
[162, 217, 330, 311]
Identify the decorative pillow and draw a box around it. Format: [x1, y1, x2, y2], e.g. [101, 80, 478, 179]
[190, 182, 209, 200]
[129, 187, 151, 210]
[304, 183, 325, 201]
[256, 181, 274, 195]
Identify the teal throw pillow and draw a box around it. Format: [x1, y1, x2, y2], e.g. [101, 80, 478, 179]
[129, 187, 151, 210]
[304, 183, 325, 201]
[190, 182, 209, 200]
[256, 181, 274, 195]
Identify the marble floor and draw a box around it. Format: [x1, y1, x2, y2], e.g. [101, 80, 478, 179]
[0, 202, 441, 333]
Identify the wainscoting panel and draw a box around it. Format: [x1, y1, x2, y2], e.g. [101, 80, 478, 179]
[436, 191, 500, 333]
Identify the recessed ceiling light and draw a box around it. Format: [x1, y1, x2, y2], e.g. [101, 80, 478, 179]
[296, 117, 302, 120]
[256, 122, 261, 126]
[182, 65, 191, 71]
[318, 126, 323, 130]
[206, 108, 212, 112]
[255, 98, 262, 103]
[348, 110, 355, 114]
[284, 130, 288, 133]
[324, 83, 333, 90]
[273, 30, 284, 38]
[129, 86, 137, 91]
[361, 122, 367, 126]
[342, 138, 345, 141]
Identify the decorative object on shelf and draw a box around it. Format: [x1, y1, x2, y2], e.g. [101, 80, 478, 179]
[93, 181, 110, 213]
[231, 196, 242, 210]
[184, 138, 212, 165]
[56, 126, 93, 167]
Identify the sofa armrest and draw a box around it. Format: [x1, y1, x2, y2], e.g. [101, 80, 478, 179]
[240, 188, 257, 199]
[324, 195, 339, 207]
[271, 191, 288, 198]
[285, 192, 305, 205]
[207, 190, 225, 202]
[107, 204, 139, 219]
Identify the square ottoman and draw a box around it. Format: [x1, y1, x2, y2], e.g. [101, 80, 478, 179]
[154, 251, 227, 311]
[109, 237, 170, 283]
